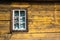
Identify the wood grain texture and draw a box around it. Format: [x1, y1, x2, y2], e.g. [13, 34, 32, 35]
[0, 3, 60, 40]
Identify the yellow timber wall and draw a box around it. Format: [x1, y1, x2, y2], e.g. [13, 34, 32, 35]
[0, 2, 60, 40]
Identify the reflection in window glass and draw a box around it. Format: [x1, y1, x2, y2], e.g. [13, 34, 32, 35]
[20, 17, 25, 22]
[20, 23, 25, 28]
[14, 23, 19, 29]
[14, 11, 19, 16]
[14, 17, 19, 22]
[20, 11, 25, 16]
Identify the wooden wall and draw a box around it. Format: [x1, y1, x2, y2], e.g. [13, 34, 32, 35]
[0, 2, 60, 40]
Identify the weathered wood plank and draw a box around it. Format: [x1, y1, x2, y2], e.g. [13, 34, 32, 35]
[27, 4, 60, 33]
[0, 12, 10, 20]
[10, 33, 60, 40]
[0, 21, 10, 34]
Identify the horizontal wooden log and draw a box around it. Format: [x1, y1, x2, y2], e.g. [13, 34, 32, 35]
[0, 21, 10, 34]
[0, 12, 10, 20]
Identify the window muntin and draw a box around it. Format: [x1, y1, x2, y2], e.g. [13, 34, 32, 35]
[12, 9, 26, 31]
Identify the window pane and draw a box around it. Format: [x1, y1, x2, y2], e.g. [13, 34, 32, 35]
[20, 17, 25, 22]
[14, 23, 19, 29]
[20, 11, 25, 16]
[20, 23, 25, 29]
[14, 17, 19, 22]
[14, 11, 19, 16]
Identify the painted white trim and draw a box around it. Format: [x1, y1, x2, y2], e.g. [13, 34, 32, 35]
[12, 10, 14, 30]
[19, 10, 20, 30]
[12, 9, 26, 31]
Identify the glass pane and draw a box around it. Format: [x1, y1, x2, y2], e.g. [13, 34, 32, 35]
[20, 23, 25, 29]
[20, 11, 25, 16]
[14, 11, 19, 16]
[20, 17, 25, 22]
[14, 17, 19, 22]
[14, 23, 19, 29]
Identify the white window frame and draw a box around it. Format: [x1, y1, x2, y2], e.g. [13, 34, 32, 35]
[12, 9, 27, 31]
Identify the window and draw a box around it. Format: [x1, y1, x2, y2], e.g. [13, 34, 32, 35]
[12, 9, 27, 31]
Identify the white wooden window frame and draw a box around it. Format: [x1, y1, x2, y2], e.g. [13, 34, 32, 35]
[12, 9, 27, 31]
